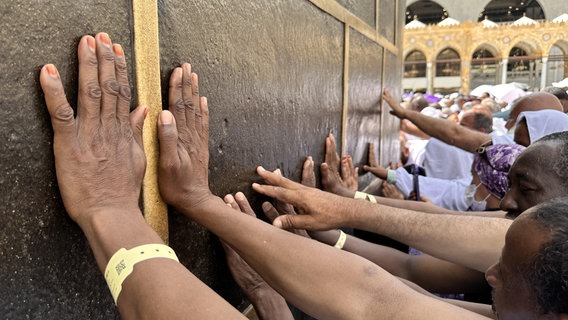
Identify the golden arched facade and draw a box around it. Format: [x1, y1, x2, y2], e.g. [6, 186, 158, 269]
[404, 20, 568, 93]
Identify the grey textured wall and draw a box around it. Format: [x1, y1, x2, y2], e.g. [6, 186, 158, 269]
[0, 0, 403, 318]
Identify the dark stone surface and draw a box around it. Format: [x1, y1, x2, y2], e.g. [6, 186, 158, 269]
[158, 0, 344, 308]
[1, 0, 403, 317]
[378, 0, 397, 43]
[0, 0, 133, 318]
[344, 28, 383, 189]
[336, 0, 377, 28]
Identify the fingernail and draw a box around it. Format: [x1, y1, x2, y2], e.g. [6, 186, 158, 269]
[159, 111, 173, 125]
[86, 36, 96, 53]
[99, 33, 111, 47]
[45, 64, 59, 78]
[182, 63, 191, 74]
[235, 192, 245, 200]
[257, 166, 266, 172]
[143, 106, 149, 119]
[113, 44, 123, 58]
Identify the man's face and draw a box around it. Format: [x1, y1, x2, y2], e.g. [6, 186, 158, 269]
[513, 119, 530, 147]
[500, 143, 566, 217]
[485, 214, 549, 319]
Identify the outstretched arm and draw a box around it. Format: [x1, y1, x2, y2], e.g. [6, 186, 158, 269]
[253, 168, 511, 273]
[41, 34, 243, 319]
[157, 64, 488, 319]
[221, 193, 294, 320]
[384, 89, 490, 153]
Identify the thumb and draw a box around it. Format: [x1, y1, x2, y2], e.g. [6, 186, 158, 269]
[129, 105, 146, 148]
[157, 110, 180, 168]
[273, 213, 311, 230]
[363, 165, 371, 171]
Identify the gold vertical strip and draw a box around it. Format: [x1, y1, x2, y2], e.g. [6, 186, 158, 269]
[341, 25, 350, 156]
[376, 0, 380, 33]
[132, 0, 169, 243]
[379, 52, 387, 164]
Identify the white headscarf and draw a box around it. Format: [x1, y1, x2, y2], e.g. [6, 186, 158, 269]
[515, 110, 568, 143]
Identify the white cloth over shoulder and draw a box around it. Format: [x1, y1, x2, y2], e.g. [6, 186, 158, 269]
[491, 132, 514, 145]
[423, 138, 473, 180]
[394, 167, 471, 211]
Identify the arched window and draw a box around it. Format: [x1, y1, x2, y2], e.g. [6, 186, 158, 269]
[546, 44, 568, 87]
[404, 50, 427, 78]
[436, 48, 460, 77]
[471, 47, 498, 86]
[406, 1, 448, 25]
[508, 47, 530, 72]
[479, 0, 545, 22]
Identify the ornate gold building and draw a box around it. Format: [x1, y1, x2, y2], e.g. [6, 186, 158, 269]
[403, 11, 568, 94]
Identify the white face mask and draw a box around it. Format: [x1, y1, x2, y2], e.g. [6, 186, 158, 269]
[464, 183, 491, 211]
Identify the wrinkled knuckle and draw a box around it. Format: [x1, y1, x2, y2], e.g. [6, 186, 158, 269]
[115, 60, 128, 73]
[173, 98, 186, 112]
[101, 49, 115, 63]
[53, 103, 75, 121]
[191, 82, 199, 95]
[102, 79, 119, 96]
[118, 85, 131, 101]
[84, 81, 102, 99]
[85, 55, 98, 68]
[182, 98, 195, 109]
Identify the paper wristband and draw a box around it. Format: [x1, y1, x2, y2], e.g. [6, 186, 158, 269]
[334, 230, 347, 249]
[386, 169, 397, 184]
[104, 244, 179, 304]
[354, 191, 377, 204]
[354, 191, 367, 200]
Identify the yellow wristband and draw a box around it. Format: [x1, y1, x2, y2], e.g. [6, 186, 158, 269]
[354, 191, 377, 203]
[334, 230, 347, 249]
[354, 191, 367, 200]
[104, 244, 179, 304]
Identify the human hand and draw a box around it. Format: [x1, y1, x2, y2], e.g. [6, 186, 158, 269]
[261, 169, 311, 238]
[381, 182, 404, 200]
[362, 142, 392, 180]
[409, 192, 431, 203]
[341, 156, 359, 192]
[324, 133, 341, 173]
[253, 166, 351, 230]
[40, 33, 146, 222]
[157, 63, 213, 215]
[321, 134, 358, 195]
[220, 193, 272, 297]
[300, 156, 316, 188]
[367, 142, 378, 167]
[382, 88, 406, 119]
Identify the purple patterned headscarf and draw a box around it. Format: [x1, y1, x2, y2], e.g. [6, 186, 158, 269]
[474, 143, 526, 199]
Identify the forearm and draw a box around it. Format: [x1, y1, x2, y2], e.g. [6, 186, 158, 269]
[179, 196, 410, 319]
[326, 188, 454, 214]
[400, 278, 493, 318]
[77, 208, 242, 319]
[374, 196, 454, 214]
[311, 230, 487, 294]
[401, 120, 430, 139]
[404, 111, 488, 153]
[345, 200, 511, 272]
